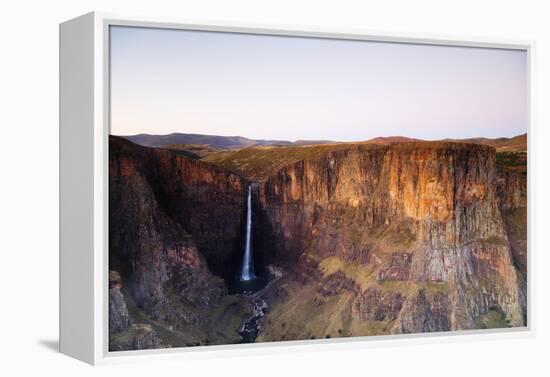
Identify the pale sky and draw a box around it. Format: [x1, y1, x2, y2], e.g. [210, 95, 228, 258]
[110, 26, 527, 141]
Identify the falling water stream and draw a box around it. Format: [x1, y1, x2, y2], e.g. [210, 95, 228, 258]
[240, 185, 256, 281]
[235, 184, 269, 343]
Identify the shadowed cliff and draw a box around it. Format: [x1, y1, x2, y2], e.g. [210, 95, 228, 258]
[109, 136, 254, 349]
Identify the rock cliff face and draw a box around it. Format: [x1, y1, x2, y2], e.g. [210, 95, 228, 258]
[496, 163, 528, 279]
[109, 135, 527, 348]
[497, 166, 527, 210]
[257, 142, 526, 338]
[110, 136, 248, 277]
[108, 271, 164, 351]
[109, 136, 252, 349]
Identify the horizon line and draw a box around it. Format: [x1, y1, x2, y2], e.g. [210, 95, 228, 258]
[111, 131, 527, 143]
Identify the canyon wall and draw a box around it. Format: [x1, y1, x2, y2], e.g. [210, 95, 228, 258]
[257, 142, 526, 337]
[110, 136, 248, 277]
[497, 164, 528, 279]
[109, 136, 251, 348]
[109, 135, 527, 347]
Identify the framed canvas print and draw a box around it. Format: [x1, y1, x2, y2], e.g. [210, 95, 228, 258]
[59, 12, 534, 365]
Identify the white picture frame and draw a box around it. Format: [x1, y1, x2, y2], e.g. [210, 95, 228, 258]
[59, 11, 536, 365]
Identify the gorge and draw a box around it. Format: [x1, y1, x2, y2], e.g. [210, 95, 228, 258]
[108, 134, 527, 350]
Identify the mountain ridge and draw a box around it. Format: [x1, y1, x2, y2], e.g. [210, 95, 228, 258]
[119, 132, 527, 153]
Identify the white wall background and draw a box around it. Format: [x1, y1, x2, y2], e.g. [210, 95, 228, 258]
[1, 0, 548, 375]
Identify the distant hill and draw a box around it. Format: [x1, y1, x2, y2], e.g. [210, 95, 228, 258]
[119, 132, 527, 156]
[120, 133, 294, 149]
[364, 136, 421, 144]
[446, 133, 527, 152]
[363, 134, 526, 152]
[120, 133, 426, 149]
[162, 143, 222, 158]
[293, 139, 335, 146]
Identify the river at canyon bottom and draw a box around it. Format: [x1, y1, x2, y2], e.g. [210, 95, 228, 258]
[239, 294, 268, 343]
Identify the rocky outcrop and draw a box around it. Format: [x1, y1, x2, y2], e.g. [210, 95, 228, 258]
[353, 288, 404, 322]
[109, 136, 252, 348]
[496, 163, 527, 279]
[109, 271, 131, 334]
[497, 165, 527, 211]
[110, 324, 164, 351]
[108, 270, 164, 351]
[377, 252, 412, 281]
[258, 142, 526, 335]
[392, 289, 451, 334]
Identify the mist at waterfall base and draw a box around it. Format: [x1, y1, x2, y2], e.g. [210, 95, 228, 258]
[229, 184, 267, 295]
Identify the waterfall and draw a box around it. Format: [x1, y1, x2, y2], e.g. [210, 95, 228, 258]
[240, 185, 256, 281]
